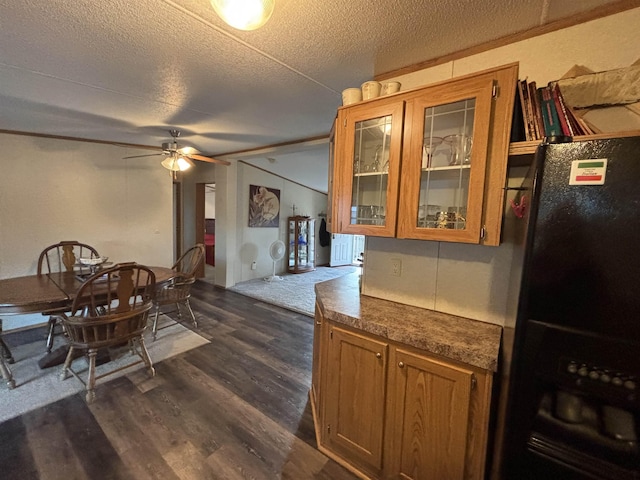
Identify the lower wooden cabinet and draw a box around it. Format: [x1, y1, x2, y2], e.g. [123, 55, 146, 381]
[385, 348, 486, 480]
[324, 324, 388, 477]
[310, 302, 324, 424]
[313, 319, 493, 480]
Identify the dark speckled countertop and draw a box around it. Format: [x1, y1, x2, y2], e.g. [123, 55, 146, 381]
[315, 273, 502, 372]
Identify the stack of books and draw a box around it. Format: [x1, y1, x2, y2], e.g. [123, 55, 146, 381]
[514, 79, 596, 142]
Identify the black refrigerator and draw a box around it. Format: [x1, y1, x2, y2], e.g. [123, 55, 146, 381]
[502, 136, 640, 479]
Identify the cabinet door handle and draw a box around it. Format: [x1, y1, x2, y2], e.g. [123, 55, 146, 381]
[376, 352, 382, 359]
[398, 361, 405, 368]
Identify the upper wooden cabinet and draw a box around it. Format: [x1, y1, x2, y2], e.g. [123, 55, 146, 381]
[326, 117, 337, 232]
[331, 63, 519, 246]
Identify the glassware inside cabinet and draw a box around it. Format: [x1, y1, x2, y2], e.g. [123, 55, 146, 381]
[288, 220, 296, 267]
[418, 98, 475, 230]
[298, 222, 308, 264]
[350, 115, 391, 226]
[288, 216, 315, 273]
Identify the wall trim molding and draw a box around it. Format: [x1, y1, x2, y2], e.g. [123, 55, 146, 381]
[0, 128, 158, 150]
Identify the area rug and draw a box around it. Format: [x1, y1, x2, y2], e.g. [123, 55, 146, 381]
[228, 266, 359, 316]
[0, 317, 209, 423]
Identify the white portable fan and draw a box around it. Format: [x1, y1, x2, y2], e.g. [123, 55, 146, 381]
[265, 240, 286, 282]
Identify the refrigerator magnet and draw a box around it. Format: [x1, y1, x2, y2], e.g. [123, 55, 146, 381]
[569, 159, 607, 185]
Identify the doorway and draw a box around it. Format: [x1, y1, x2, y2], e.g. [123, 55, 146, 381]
[330, 234, 364, 266]
[195, 182, 216, 282]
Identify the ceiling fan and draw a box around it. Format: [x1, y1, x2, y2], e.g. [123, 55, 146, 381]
[123, 129, 230, 172]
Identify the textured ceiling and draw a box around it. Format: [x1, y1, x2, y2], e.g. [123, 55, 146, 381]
[0, 0, 625, 192]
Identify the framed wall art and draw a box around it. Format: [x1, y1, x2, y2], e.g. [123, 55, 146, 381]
[249, 185, 280, 227]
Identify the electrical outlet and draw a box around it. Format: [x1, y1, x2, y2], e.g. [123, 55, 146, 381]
[391, 258, 402, 277]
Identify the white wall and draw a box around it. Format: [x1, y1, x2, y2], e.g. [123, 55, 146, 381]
[205, 187, 215, 218]
[0, 132, 173, 330]
[362, 171, 526, 326]
[235, 162, 330, 283]
[361, 8, 640, 326]
[394, 8, 640, 90]
[175, 163, 311, 291]
[213, 161, 238, 288]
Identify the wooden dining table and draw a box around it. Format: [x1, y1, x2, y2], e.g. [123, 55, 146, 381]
[0, 265, 175, 389]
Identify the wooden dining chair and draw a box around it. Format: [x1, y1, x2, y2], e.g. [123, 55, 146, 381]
[60, 262, 156, 403]
[151, 244, 205, 340]
[38, 241, 101, 352]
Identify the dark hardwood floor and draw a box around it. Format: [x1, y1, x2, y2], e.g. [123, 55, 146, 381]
[0, 281, 358, 480]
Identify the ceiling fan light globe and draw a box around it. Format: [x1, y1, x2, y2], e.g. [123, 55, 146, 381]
[161, 157, 178, 171]
[161, 156, 190, 172]
[176, 156, 192, 171]
[210, 0, 274, 31]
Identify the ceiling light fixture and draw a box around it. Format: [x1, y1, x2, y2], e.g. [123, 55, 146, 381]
[161, 153, 192, 172]
[210, 0, 275, 31]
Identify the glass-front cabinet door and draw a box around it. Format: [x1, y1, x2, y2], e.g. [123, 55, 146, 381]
[335, 101, 404, 237]
[397, 78, 495, 242]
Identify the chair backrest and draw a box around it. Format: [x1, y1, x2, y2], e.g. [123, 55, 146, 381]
[37, 241, 99, 274]
[65, 263, 156, 348]
[70, 262, 155, 316]
[172, 244, 205, 277]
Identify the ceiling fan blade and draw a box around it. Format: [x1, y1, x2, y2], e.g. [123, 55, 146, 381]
[188, 153, 231, 166]
[123, 153, 163, 159]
